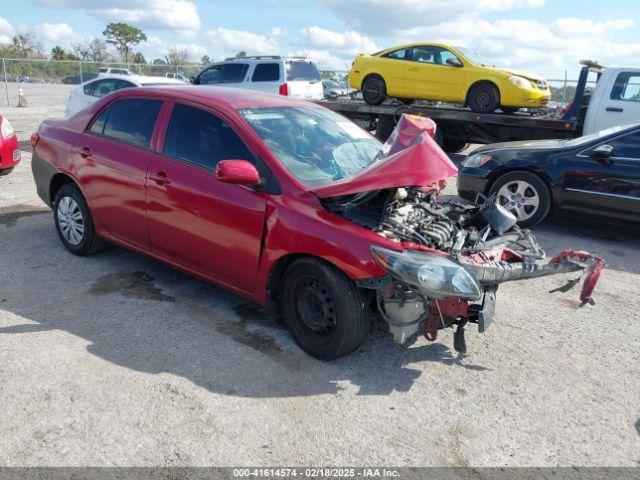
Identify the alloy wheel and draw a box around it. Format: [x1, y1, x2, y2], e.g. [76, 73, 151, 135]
[57, 196, 85, 245]
[496, 180, 540, 222]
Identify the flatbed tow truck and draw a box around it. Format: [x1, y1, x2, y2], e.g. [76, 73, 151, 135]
[317, 61, 640, 151]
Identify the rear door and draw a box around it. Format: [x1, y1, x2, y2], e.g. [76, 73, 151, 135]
[146, 101, 267, 293]
[404, 45, 465, 101]
[285, 60, 323, 100]
[593, 71, 640, 131]
[78, 96, 164, 248]
[248, 62, 282, 94]
[562, 129, 640, 221]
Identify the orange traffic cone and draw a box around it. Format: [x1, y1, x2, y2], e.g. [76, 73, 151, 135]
[18, 88, 28, 107]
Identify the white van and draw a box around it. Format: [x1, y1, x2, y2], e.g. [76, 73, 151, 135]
[192, 56, 324, 101]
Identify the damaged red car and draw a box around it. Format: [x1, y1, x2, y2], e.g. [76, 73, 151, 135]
[31, 87, 604, 360]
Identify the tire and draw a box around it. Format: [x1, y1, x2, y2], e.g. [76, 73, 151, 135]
[442, 139, 469, 153]
[468, 83, 500, 113]
[53, 183, 105, 255]
[0, 167, 14, 176]
[489, 171, 551, 227]
[501, 106, 520, 114]
[362, 76, 386, 105]
[282, 258, 370, 360]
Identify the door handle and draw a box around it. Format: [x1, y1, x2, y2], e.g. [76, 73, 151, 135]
[79, 146, 92, 158]
[148, 171, 171, 186]
[606, 107, 624, 112]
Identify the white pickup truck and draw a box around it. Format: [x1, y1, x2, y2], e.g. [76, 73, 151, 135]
[321, 61, 640, 150]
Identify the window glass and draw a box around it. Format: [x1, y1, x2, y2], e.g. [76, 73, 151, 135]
[605, 131, 640, 159]
[611, 73, 640, 102]
[102, 98, 162, 148]
[164, 103, 253, 170]
[252, 63, 280, 82]
[411, 46, 460, 65]
[91, 79, 119, 98]
[383, 49, 409, 60]
[221, 63, 249, 83]
[89, 108, 110, 135]
[285, 61, 321, 81]
[199, 66, 222, 84]
[117, 80, 135, 90]
[239, 107, 381, 188]
[83, 81, 97, 95]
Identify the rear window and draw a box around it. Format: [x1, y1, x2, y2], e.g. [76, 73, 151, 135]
[98, 98, 163, 149]
[285, 61, 321, 81]
[252, 63, 280, 82]
[221, 63, 249, 83]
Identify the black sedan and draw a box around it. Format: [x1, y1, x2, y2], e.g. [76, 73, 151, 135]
[457, 121, 640, 227]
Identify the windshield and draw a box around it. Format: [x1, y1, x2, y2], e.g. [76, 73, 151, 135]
[239, 107, 382, 188]
[456, 47, 494, 67]
[286, 61, 321, 81]
[563, 121, 640, 147]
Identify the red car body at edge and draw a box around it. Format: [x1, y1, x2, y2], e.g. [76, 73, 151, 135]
[31, 86, 603, 359]
[0, 114, 21, 175]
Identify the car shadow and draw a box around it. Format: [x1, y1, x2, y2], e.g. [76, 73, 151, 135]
[0, 211, 490, 399]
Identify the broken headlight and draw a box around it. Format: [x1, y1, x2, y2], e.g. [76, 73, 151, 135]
[371, 246, 482, 300]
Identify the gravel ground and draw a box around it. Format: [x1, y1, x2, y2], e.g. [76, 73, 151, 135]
[0, 87, 639, 467]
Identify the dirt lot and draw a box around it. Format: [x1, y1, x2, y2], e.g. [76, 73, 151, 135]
[0, 85, 639, 467]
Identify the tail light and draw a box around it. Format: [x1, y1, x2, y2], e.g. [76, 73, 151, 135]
[30, 133, 39, 148]
[278, 83, 288, 96]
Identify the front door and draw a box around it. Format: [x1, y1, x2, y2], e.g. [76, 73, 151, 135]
[562, 130, 640, 221]
[79, 97, 164, 249]
[146, 101, 267, 293]
[593, 71, 640, 131]
[404, 45, 465, 102]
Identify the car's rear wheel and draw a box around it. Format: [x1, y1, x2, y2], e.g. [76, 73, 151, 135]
[442, 139, 469, 153]
[489, 171, 551, 227]
[282, 258, 370, 360]
[362, 76, 386, 105]
[54, 183, 105, 255]
[468, 83, 500, 113]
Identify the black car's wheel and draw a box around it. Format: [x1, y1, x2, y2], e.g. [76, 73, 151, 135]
[53, 183, 105, 255]
[489, 171, 551, 227]
[362, 76, 386, 105]
[468, 83, 500, 113]
[282, 258, 370, 360]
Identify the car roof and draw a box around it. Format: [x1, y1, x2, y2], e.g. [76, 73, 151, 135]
[114, 85, 323, 110]
[375, 42, 455, 54]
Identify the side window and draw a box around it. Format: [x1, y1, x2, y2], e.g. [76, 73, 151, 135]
[83, 81, 97, 95]
[91, 79, 119, 98]
[116, 80, 136, 90]
[440, 49, 460, 65]
[163, 103, 253, 170]
[221, 63, 249, 83]
[383, 49, 410, 60]
[252, 63, 280, 82]
[199, 66, 222, 84]
[102, 98, 163, 148]
[606, 131, 640, 159]
[88, 108, 110, 135]
[610, 72, 640, 102]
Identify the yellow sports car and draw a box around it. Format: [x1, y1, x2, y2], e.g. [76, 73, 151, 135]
[349, 43, 551, 113]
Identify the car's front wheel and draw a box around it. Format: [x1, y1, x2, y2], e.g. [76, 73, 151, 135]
[282, 258, 371, 360]
[362, 76, 386, 105]
[468, 83, 500, 113]
[54, 183, 105, 255]
[489, 171, 551, 227]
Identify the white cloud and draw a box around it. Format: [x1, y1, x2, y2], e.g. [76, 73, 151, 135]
[35, 0, 201, 31]
[551, 18, 634, 37]
[35, 22, 77, 46]
[138, 35, 209, 61]
[314, 0, 547, 35]
[300, 26, 379, 53]
[0, 16, 13, 44]
[205, 27, 282, 56]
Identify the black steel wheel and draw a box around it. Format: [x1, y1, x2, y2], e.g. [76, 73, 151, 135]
[282, 258, 370, 360]
[362, 76, 386, 105]
[468, 83, 500, 113]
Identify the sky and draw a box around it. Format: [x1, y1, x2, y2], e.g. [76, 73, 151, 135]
[0, 0, 639, 78]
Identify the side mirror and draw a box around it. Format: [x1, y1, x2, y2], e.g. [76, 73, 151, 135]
[590, 144, 613, 164]
[189, 76, 196, 84]
[446, 58, 463, 67]
[216, 160, 260, 186]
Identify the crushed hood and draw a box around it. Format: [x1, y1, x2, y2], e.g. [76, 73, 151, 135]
[311, 114, 458, 199]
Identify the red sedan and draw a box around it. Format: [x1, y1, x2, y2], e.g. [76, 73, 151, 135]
[32, 87, 602, 359]
[0, 114, 20, 175]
